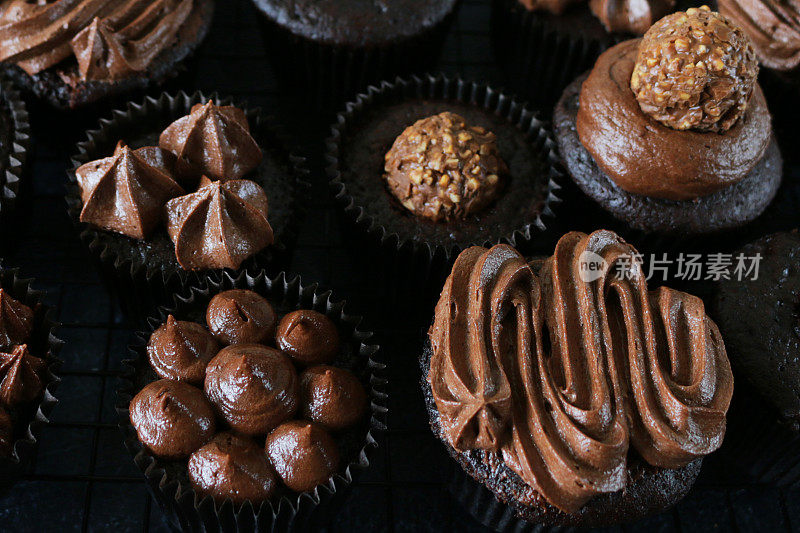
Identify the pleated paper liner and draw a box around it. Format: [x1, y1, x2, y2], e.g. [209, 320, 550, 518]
[64, 91, 310, 323]
[0, 78, 31, 255]
[0, 263, 62, 493]
[117, 270, 387, 532]
[326, 73, 563, 317]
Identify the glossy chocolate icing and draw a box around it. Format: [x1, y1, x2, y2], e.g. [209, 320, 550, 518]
[589, 0, 674, 34]
[265, 420, 339, 493]
[0, 288, 33, 349]
[428, 230, 733, 513]
[147, 315, 219, 384]
[719, 0, 800, 70]
[276, 310, 340, 365]
[0, 344, 44, 407]
[205, 290, 276, 345]
[299, 365, 367, 431]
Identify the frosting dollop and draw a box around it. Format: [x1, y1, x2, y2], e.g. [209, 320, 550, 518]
[0, 289, 33, 349]
[265, 420, 339, 492]
[204, 344, 299, 435]
[129, 379, 216, 459]
[299, 365, 367, 431]
[589, 0, 674, 35]
[276, 310, 340, 365]
[77, 141, 183, 239]
[159, 101, 263, 181]
[719, 0, 800, 70]
[428, 230, 733, 513]
[147, 315, 219, 384]
[189, 431, 278, 504]
[577, 39, 771, 200]
[0, 344, 44, 407]
[206, 290, 277, 345]
[164, 177, 274, 270]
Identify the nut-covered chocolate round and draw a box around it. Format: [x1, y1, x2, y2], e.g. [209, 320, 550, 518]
[383, 112, 507, 222]
[147, 315, 220, 384]
[276, 310, 340, 365]
[206, 290, 277, 345]
[189, 432, 278, 504]
[130, 380, 216, 459]
[264, 421, 340, 493]
[299, 365, 367, 431]
[630, 6, 758, 132]
[204, 344, 299, 435]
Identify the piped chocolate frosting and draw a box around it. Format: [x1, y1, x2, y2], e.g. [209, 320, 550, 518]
[147, 315, 219, 384]
[0, 344, 44, 407]
[299, 365, 367, 431]
[276, 310, 340, 365]
[265, 420, 339, 493]
[428, 230, 733, 513]
[589, 0, 674, 34]
[719, 0, 800, 70]
[206, 290, 276, 345]
[76, 141, 184, 240]
[164, 176, 274, 270]
[0, 288, 33, 349]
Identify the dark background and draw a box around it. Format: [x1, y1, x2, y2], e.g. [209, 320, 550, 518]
[0, 0, 799, 531]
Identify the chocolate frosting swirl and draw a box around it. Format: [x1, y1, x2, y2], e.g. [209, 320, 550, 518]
[265, 420, 339, 493]
[0, 344, 45, 407]
[206, 290, 277, 346]
[164, 177, 274, 271]
[299, 365, 367, 431]
[147, 315, 219, 384]
[276, 310, 340, 365]
[0, 288, 33, 349]
[159, 101, 263, 181]
[0, 0, 194, 81]
[719, 0, 800, 70]
[428, 230, 733, 513]
[589, 0, 674, 35]
[77, 141, 183, 240]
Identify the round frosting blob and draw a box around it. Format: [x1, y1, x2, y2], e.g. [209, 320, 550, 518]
[576, 39, 772, 201]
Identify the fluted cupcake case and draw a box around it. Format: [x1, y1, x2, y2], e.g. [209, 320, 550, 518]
[117, 271, 386, 532]
[0, 79, 30, 226]
[65, 91, 309, 322]
[0, 264, 62, 491]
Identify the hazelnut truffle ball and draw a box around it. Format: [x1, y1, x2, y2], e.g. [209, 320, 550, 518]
[383, 112, 507, 222]
[189, 432, 278, 504]
[276, 310, 340, 365]
[265, 421, 339, 493]
[206, 290, 277, 345]
[630, 6, 758, 132]
[299, 366, 367, 431]
[204, 344, 299, 435]
[130, 380, 216, 459]
[147, 316, 220, 384]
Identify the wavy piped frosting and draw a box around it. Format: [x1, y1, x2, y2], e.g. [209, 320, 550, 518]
[719, 0, 800, 70]
[428, 230, 733, 513]
[0, 0, 194, 81]
[159, 101, 263, 181]
[589, 0, 674, 34]
[0, 289, 33, 349]
[0, 344, 45, 407]
[164, 177, 274, 271]
[77, 141, 184, 240]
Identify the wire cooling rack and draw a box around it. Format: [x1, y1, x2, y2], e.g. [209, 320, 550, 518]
[1, 0, 799, 531]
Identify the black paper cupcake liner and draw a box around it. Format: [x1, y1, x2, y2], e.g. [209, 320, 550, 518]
[65, 91, 310, 323]
[0, 78, 30, 224]
[0, 263, 63, 491]
[117, 270, 387, 532]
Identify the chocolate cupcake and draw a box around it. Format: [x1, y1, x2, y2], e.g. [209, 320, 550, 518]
[422, 229, 733, 528]
[117, 271, 385, 530]
[65, 91, 309, 319]
[0, 78, 28, 224]
[554, 7, 782, 235]
[250, 0, 460, 113]
[0, 0, 214, 109]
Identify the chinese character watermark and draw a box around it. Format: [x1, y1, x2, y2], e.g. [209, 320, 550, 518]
[577, 252, 762, 283]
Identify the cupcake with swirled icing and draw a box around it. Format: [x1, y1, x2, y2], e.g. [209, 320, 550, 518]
[0, 0, 214, 108]
[423, 229, 733, 527]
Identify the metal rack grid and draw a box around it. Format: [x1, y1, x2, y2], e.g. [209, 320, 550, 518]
[1, 0, 799, 531]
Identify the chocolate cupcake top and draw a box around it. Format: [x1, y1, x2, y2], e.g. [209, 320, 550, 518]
[631, 6, 758, 132]
[428, 230, 733, 513]
[206, 290, 277, 345]
[147, 315, 220, 384]
[160, 101, 262, 181]
[0, 406, 12, 457]
[130, 379, 216, 459]
[384, 112, 507, 222]
[0, 344, 44, 407]
[0, 288, 33, 349]
[265, 420, 339, 493]
[76, 141, 184, 240]
[299, 365, 367, 431]
[719, 0, 800, 71]
[276, 310, 340, 365]
[0, 0, 196, 82]
[204, 344, 298, 435]
[189, 431, 278, 504]
[589, 0, 674, 34]
[164, 177, 274, 270]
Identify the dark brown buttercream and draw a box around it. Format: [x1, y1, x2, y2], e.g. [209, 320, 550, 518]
[147, 315, 219, 384]
[0, 344, 44, 407]
[129, 379, 216, 459]
[428, 230, 733, 513]
[204, 344, 298, 435]
[265, 420, 339, 493]
[164, 176, 274, 270]
[577, 39, 771, 200]
[517, 0, 581, 14]
[276, 310, 340, 365]
[206, 290, 276, 345]
[0, 289, 33, 349]
[719, 0, 800, 70]
[188, 431, 278, 504]
[159, 101, 262, 181]
[589, 0, 674, 34]
[77, 141, 183, 239]
[299, 365, 367, 431]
